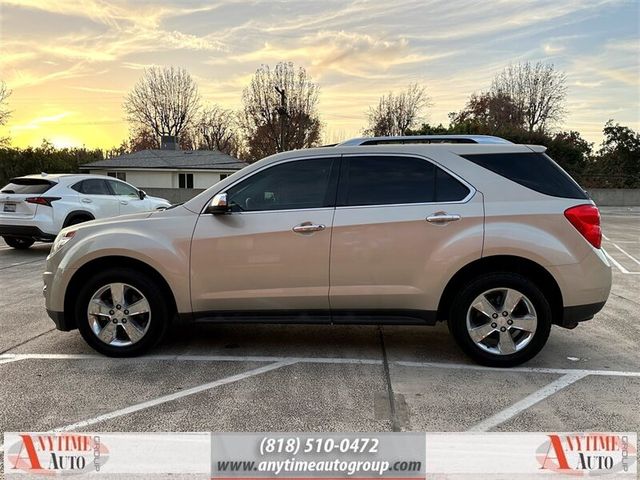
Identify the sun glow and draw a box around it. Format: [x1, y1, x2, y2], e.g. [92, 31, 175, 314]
[49, 136, 81, 149]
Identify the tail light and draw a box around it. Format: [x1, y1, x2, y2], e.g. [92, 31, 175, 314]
[564, 204, 602, 249]
[25, 196, 61, 207]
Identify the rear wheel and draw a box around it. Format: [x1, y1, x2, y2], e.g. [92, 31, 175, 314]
[75, 268, 169, 357]
[3, 236, 35, 249]
[448, 273, 552, 367]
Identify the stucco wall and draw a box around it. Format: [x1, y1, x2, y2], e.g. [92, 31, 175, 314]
[126, 170, 173, 188]
[143, 188, 205, 204]
[86, 169, 228, 190]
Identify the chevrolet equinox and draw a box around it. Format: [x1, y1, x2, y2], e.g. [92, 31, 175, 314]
[43, 136, 612, 366]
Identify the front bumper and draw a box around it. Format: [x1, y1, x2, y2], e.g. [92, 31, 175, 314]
[0, 225, 56, 241]
[46, 308, 76, 331]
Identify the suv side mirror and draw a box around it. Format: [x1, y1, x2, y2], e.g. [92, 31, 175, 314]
[138, 189, 147, 200]
[206, 193, 230, 214]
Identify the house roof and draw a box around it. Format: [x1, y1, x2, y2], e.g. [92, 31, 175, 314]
[80, 149, 247, 171]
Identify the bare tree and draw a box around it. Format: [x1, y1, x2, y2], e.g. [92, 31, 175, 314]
[0, 81, 12, 146]
[123, 67, 201, 141]
[197, 105, 240, 156]
[240, 62, 321, 161]
[491, 62, 567, 133]
[365, 84, 428, 136]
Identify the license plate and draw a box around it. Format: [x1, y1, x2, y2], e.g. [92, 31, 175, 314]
[3, 203, 16, 212]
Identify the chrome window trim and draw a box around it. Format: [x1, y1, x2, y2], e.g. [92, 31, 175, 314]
[221, 207, 336, 216]
[337, 152, 477, 208]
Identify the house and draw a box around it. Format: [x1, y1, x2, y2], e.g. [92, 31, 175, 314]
[80, 136, 247, 203]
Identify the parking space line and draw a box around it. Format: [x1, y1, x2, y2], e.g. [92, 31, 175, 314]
[394, 360, 640, 377]
[0, 356, 22, 366]
[53, 360, 297, 432]
[467, 372, 589, 432]
[604, 250, 640, 275]
[0, 362, 295, 455]
[0, 353, 382, 365]
[0, 258, 44, 271]
[1, 353, 638, 377]
[611, 243, 640, 266]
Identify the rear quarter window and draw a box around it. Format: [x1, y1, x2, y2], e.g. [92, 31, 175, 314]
[435, 168, 470, 202]
[461, 152, 588, 199]
[1, 178, 54, 194]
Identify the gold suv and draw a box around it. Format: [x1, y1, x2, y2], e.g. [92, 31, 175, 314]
[43, 136, 611, 366]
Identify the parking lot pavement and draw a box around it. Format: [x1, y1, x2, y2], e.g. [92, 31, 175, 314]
[0, 210, 638, 463]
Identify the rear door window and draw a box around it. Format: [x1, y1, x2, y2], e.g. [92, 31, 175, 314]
[340, 155, 470, 206]
[341, 156, 436, 206]
[461, 152, 588, 199]
[1, 179, 54, 194]
[76, 179, 112, 195]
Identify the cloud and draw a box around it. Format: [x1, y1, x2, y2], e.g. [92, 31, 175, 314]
[573, 80, 604, 88]
[1, 0, 637, 148]
[12, 112, 74, 131]
[543, 43, 565, 54]
[232, 31, 450, 80]
[70, 86, 125, 94]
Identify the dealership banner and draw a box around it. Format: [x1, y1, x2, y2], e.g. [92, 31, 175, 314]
[3, 432, 637, 479]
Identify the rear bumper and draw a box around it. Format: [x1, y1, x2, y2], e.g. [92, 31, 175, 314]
[46, 309, 76, 331]
[0, 225, 56, 241]
[561, 301, 606, 327]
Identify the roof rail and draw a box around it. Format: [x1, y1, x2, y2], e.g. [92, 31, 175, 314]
[337, 135, 512, 146]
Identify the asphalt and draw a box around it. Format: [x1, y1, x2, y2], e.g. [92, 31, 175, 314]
[0, 208, 638, 471]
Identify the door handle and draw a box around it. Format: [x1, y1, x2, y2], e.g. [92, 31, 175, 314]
[426, 212, 461, 224]
[81, 198, 92, 204]
[292, 222, 326, 234]
[120, 200, 128, 205]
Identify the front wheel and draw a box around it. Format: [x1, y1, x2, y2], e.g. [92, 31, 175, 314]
[3, 236, 35, 249]
[448, 273, 552, 367]
[75, 268, 169, 357]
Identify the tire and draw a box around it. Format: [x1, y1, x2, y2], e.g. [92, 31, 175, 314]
[448, 272, 552, 367]
[3, 236, 35, 249]
[75, 267, 169, 357]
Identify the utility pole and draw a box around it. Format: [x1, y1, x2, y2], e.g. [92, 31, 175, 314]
[275, 86, 288, 152]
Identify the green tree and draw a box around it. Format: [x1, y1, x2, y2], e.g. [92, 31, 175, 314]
[589, 121, 640, 187]
[0, 140, 103, 186]
[449, 92, 524, 134]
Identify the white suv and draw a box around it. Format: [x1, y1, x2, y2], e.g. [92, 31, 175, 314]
[0, 174, 170, 249]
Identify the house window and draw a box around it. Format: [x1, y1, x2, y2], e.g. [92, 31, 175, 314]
[179, 173, 194, 189]
[107, 171, 126, 181]
[220, 174, 229, 181]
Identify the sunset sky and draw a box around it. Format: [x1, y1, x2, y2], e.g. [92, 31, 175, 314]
[0, 0, 638, 150]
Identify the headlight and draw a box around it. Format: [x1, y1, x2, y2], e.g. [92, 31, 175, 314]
[51, 230, 77, 254]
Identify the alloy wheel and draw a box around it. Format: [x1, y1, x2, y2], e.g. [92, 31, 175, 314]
[87, 282, 151, 347]
[465, 287, 537, 355]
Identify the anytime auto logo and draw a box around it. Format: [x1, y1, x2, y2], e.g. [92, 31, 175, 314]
[536, 433, 637, 476]
[6, 433, 110, 476]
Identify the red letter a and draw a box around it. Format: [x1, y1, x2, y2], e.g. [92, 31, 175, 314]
[12, 435, 43, 470]
[541, 435, 570, 470]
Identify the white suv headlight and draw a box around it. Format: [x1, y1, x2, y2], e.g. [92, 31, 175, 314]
[52, 230, 77, 254]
